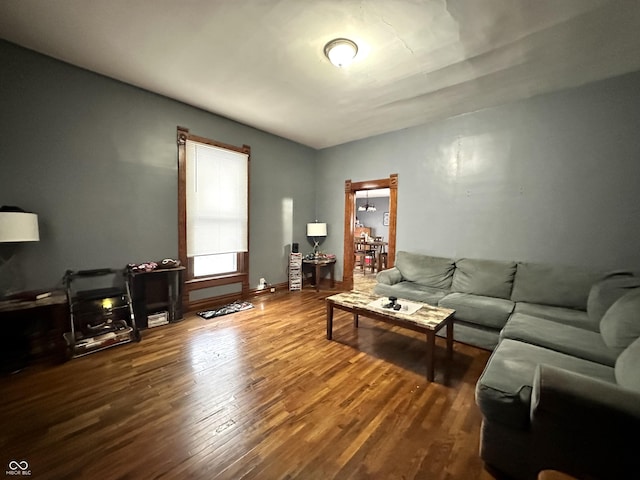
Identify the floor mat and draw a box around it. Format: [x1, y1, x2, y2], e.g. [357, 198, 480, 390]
[198, 300, 254, 319]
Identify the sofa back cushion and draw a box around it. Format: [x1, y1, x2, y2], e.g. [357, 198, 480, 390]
[394, 251, 455, 290]
[615, 336, 640, 393]
[587, 272, 640, 328]
[451, 258, 516, 299]
[511, 262, 601, 310]
[600, 288, 640, 349]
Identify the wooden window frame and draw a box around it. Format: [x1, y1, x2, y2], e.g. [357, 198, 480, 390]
[177, 127, 251, 303]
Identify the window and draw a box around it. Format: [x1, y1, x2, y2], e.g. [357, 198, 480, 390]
[177, 127, 250, 288]
[193, 253, 237, 277]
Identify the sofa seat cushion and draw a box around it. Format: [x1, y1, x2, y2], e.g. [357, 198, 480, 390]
[436, 319, 499, 350]
[373, 281, 448, 306]
[511, 262, 601, 310]
[513, 302, 594, 331]
[501, 314, 622, 367]
[600, 287, 640, 349]
[451, 258, 516, 299]
[439, 292, 514, 330]
[394, 251, 455, 289]
[476, 339, 615, 430]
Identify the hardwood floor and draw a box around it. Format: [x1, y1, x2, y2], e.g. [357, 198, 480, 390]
[0, 288, 494, 479]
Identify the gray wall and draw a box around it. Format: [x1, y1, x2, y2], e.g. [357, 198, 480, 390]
[317, 71, 640, 279]
[355, 197, 390, 241]
[0, 41, 316, 294]
[3, 38, 640, 294]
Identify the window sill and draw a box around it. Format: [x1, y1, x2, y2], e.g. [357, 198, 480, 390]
[185, 272, 248, 290]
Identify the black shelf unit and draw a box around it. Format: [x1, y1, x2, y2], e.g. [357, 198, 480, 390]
[63, 268, 140, 359]
[128, 267, 184, 329]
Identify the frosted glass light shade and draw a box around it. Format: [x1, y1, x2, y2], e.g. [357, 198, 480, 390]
[324, 38, 358, 68]
[306, 222, 327, 237]
[0, 212, 40, 242]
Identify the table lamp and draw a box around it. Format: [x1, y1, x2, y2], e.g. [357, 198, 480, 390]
[306, 222, 327, 256]
[0, 206, 40, 243]
[0, 206, 40, 297]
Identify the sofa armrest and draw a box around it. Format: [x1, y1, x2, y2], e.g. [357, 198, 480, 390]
[376, 267, 403, 285]
[530, 364, 640, 478]
[531, 364, 640, 427]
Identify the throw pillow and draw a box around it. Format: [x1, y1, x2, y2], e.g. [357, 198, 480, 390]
[600, 287, 640, 348]
[587, 272, 640, 328]
[615, 336, 640, 393]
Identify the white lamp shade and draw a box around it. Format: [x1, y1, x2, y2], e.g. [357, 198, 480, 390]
[306, 222, 327, 237]
[0, 212, 40, 242]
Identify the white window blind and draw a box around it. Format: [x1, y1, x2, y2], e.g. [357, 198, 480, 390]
[185, 140, 248, 257]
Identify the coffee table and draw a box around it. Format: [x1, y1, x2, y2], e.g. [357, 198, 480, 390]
[326, 291, 455, 382]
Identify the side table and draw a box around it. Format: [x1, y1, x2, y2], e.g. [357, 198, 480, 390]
[129, 267, 184, 329]
[303, 258, 336, 292]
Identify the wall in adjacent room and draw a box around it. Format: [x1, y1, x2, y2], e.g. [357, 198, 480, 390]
[355, 197, 390, 241]
[316, 70, 640, 279]
[0, 40, 316, 294]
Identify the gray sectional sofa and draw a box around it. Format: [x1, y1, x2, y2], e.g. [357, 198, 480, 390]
[375, 251, 604, 350]
[374, 252, 640, 479]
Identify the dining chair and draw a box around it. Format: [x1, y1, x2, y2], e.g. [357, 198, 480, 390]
[377, 251, 388, 271]
[364, 249, 376, 274]
[363, 239, 378, 274]
[354, 239, 367, 272]
[373, 237, 386, 272]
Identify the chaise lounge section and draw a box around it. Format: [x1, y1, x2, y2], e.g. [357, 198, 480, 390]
[477, 284, 640, 479]
[374, 252, 640, 479]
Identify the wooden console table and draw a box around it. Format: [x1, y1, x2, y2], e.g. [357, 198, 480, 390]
[0, 291, 68, 373]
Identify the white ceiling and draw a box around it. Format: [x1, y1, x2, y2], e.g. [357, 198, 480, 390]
[1, 1, 639, 150]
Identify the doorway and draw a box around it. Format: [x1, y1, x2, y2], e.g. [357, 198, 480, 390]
[343, 174, 398, 291]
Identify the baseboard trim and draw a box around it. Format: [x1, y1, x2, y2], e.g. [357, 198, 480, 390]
[186, 281, 290, 313]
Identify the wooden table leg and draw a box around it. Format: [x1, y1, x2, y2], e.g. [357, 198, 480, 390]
[315, 264, 320, 292]
[446, 318, 454, 359]
[330, 263, 335, 288]
[353, 313, 359, 328]
[426, 331, 435, 382]
[326, 302, 334, 340]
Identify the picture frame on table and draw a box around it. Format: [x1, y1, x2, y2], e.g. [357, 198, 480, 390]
[383, 212, 389, 226]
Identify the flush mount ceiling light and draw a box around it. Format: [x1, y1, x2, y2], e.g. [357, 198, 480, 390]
[324, 38, 358, 68]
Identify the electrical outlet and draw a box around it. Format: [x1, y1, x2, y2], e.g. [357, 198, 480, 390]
[270, 287, 276, 293]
